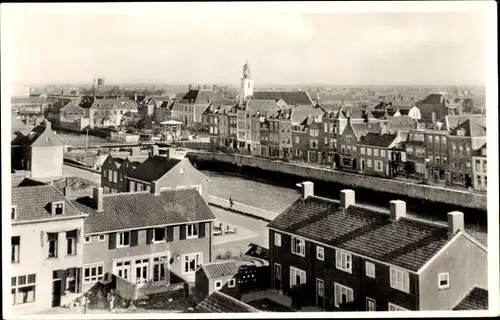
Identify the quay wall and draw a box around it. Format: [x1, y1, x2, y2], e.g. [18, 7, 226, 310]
[187, 151, 487, 211]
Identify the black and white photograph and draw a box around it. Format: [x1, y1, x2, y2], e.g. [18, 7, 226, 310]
[1, 1, 498, 318]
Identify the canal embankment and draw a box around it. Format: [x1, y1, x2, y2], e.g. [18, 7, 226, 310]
[186, 151, 488, 214]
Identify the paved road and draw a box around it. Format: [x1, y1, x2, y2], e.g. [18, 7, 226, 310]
[63, 165, 101, 185]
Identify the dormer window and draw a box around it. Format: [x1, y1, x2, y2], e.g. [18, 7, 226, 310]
[52, 201, 64, 215]
[11, 206, 17, 220]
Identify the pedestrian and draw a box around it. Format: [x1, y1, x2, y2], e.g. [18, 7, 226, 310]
[107, 291, 115, 312]
[81, 294, 87, 314]
[229, 197, 233, 208]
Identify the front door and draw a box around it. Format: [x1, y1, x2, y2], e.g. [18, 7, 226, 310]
[116, 261, 132, 282]
[274, 264, 282, 291]
[52, 280, 62, 307]
[316, 279, 325, 309]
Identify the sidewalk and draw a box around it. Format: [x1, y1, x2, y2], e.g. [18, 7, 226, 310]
[208, 195, 278, 222]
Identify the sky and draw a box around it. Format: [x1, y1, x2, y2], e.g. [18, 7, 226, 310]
[2, 3, 492, 86]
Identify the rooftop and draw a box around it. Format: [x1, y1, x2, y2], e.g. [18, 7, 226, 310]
[73, 188, 215, 234]
[268, 195, 455, 271]
[200, 261, 239, 279]
[453, 287, 488, 310]
[126, 156, 182, 182]
[252, 90, 312, 105]
[12, 184, 85, 223]
[358, 133, 397, 148]
[194, 291, 259, 313]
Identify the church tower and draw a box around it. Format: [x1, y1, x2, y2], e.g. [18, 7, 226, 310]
[239, 61, 254, 105]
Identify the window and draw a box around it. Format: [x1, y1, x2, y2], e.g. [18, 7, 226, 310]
[441, 136, 447, 146]
[336, 250, 352, 273]
[48, 233, 58, 258]
[274, 233, 282, 247]
[438, 272, 450, 289]
[117, 231, 130, 248]
[435, 153, 440, 164]
[324, 123, 328, 133]
[316, 246, 324, 261]
[52, 202, 64, 215]
[475, 159, 481, 172]
[108, 170, 113, 182]
[66, 230, 77, 255]
[365, 261, 375, 278]
[406, 145, 413, 155]
[324, 137, 328, 147]
[388, 303, 408, 311]
[451, 142, 457, 156]
[152, 256, 168, 283]
[360, 147, 366, 155]
[434, 136, 439, 146]
[84, 236, 91, 244]
[373, 149, 379, 157]
[375, 160, 383, 172]
[11, 274, 36, 305]
[290, 266, 306, 287]
[466, 161, 471, 168]
[113, 171, 118, 183]
[466, 144, 471, 155]
[366, 298, 376, 311]
[334, 283, 354, 308]
[228, 278, 236, 288]
[427, 151, 433, 160]
[11, 206, 16, 220]
[367, 148, 372, 156]
[442, 154, 447, 164]
[484, 160, 487, 172]
[291, 236, 305, 257]
[186, 224, 198, 239]
[214, 280, 223, 290]
[98, 234, 106, 242]
[380, 149, 386, 158]
[83, 262, 104, 284]
[367, 159, 372, 168]
[182, 252, 202, 274]
[12, 236, 20, 263]
[153, 228, 166, 242]
[458, 144, 464, 155]
[390, 267, 410, 293]
[295, 136, 299, 144]
[427, 135, 433, 145]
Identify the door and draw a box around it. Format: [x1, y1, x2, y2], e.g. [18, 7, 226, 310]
[52, 280, 62, 307]
[465, 174, 472, 188]
[360, 159, 365, 170]
[316, 279, 325, 309]
[135, 259, 149, 285]
[116, 261, 131, 281]
[274, 264, 282, 291]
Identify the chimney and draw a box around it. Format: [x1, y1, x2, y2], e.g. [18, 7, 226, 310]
[151, 181, 160, 196]
[447, 211, 464, 235]
[45, 120, 51, 130]
[340, 189, 355, 209]
[301, 181, 314, 199]
[93, 187, 104, 212]
[151, 145, 159, 157]
[63, 177, 70, 197]
[389, 200, 406, 221]
[431, 112, 436, 124]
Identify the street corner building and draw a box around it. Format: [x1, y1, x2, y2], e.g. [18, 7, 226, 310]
[72, 184, 216, 299]
[267, 182, 487, 311]
[11, 184, 87, 313]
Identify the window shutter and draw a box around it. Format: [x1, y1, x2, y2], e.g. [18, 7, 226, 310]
[108, 232, 116, 250]
[40, 231, 45, 248]
[198, 222, 205, 238]
[179, 225, 186, 240]
[130, 230, 139, 247]
[76, 228, 81, 243]
[166, 226, 174, 242]
[146, 229, 153, 245]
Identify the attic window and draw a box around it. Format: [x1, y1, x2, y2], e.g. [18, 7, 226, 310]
[45, 137, 51, 144]
[11, 206, 17, 220]
[52, 201, 64, 215]
[180, 168, 184, 174]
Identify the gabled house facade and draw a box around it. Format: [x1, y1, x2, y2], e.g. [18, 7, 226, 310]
[472, 143, 487, 191]
[357, 133, 398, 177]
[87, 98, 139, 128]
[11, 185, 87, 314]
[267, 182, 487, 311]
[74, 186, 215, 296]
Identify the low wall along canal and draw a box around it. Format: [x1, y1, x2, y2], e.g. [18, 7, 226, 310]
[188, 151, 487, 220]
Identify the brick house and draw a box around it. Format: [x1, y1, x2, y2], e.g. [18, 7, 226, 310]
[11, 121, 64, 180]
[244, 100, 281, 155]
[206, 103, 238, 151]
[100, 154, 143, 194]
[195, 261, 240, 302]
[275, 108, 293, 160]
[11, 185, 87, 314]
[125, 155, 210, 201]
[357, 133, 399, 177]
[404, 128, 428, 181]
[423, 127, 450, 185]
[267, 182, 487, 311]
[472, 143, 487, 191]
[290, 105, 325, 162]
[74, 186, 215, 296]
[448, 117, 486, 189]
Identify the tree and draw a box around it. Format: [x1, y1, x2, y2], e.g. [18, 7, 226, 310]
[137, 116, 153, 130]
[93, 108, 113, 127]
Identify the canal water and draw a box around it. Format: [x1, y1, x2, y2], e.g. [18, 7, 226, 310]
[55, 131, 109, 146]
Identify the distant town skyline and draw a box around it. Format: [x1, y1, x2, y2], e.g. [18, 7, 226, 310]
[3, 3, 491, 86]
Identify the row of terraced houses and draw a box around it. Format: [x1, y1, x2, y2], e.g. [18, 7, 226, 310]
[204, 64, 487, 191]
[10, 121, 488, 314]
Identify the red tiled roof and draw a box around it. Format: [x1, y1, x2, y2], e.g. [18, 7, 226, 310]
[12, 185, 85, 223]
[73, 188, 215, 234]
[268, 196, 453, 271]
[201, 261, 239, 278]
[453, 287, 488, 310]
[194, 291, 259, 313]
